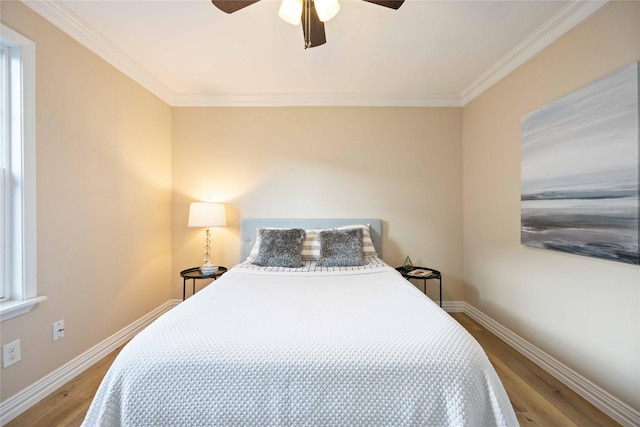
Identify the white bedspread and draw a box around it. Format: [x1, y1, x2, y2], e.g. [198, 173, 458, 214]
[83, 261, 518, 426]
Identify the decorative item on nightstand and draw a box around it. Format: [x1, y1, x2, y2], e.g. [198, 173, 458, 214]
[188, 202, 226, 275]
[403, 256, 414, 270]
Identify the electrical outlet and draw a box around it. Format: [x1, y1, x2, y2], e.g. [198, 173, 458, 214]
[53, 320, 65, 341]
[2, 339, 21, 368]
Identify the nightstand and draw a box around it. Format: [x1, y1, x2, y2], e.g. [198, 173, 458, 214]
[396, 266, 442, 307]
[180, 266, 227, 300]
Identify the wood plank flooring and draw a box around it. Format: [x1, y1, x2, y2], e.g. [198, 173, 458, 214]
[5, 345, 123, 427]
[450, 313, 619, 427]
[7, 313, 619, 426]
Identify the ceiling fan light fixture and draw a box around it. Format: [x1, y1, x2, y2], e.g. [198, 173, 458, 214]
[212, 0, 404, 49]
[279, 0, 303, 25]
[315, 0, 340, 22]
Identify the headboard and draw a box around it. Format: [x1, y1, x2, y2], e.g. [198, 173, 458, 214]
[240, 218, 383, 261]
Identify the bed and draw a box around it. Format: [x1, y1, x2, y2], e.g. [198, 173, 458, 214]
[83, 219, 518, 426]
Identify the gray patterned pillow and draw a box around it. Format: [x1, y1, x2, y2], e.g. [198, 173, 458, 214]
[252, 228, 305, 268]
[335, 224, 377, 257]
[317, 228, 365, 267]
[250, 227, 321, 261]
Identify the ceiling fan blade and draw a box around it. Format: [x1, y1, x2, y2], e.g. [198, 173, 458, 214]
[211, 0, 260, 14]
[361, 0, 404, 10]
[301, 1, 326, 48]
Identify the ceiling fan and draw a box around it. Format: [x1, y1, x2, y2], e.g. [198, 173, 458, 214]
[211, 0, 405, 49]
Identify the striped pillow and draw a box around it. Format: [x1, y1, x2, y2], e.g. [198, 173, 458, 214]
[301, 229, 321, 261]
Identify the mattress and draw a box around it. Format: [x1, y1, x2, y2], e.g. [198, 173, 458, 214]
[83, 260, 518, 426]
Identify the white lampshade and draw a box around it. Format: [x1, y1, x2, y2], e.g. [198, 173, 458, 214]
[188, 202, 226, 228]
[315, 0, 340, 22]
[279, 0, 302, 25]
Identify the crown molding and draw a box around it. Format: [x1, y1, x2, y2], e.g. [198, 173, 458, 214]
[460, 0, 610, 106]
[20, 0, 460, 107]
[171, 92, 462, 107]
[21, 0, 175, 104]
[22, 0, 608, 108]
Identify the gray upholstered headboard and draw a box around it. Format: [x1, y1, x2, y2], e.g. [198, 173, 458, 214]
[240, 218, 383, 261]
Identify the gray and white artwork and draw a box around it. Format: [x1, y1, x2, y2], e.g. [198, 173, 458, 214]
[521, 62, 639, 265]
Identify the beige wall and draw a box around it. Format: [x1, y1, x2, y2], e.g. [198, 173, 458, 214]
[171, 107, 464, 301]
[462, 1, 640, 409]
[0, 2, 173, 400]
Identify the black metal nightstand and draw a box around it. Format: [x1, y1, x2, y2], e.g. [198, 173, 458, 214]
[396, 266, 442, 307]
[180, 266, 227, 300]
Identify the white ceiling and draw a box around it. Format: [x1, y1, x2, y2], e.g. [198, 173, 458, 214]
[22, 0, 608, 106]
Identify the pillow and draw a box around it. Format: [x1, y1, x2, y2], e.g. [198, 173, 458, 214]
[250, 228, 320, 261]
[252, 228, 306, 268]
[249, 227, 281, 258]
[335, 224, 377, 257]
[316, 228, 365, 267]
[249, 223, 376, 261]
[301, 229, 321, 261]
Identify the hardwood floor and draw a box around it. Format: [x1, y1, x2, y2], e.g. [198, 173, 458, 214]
[5, 345, 123, 427]
[7, 313, 619, 426]
[450, 313, 619, 427]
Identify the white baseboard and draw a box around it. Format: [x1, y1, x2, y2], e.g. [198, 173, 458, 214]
[462, 302, 640, 427]
[0, 299, 181, 426]
[2, 299, 638, 427]
[442, 300, 466, 312]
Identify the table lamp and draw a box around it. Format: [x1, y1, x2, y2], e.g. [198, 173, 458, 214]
[188, 202, 226, 274]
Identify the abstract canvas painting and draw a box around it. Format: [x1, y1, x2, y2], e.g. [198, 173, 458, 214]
[521, 62, 639, 265]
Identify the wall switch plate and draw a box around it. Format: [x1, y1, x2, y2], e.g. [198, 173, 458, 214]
[53, 320, 65, 341]
[2, 339, 21, 368]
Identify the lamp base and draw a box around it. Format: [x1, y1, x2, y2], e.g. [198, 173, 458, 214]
[200, 262, 219, 275]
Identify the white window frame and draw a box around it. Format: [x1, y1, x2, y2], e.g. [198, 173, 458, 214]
[0, 25, 45, 321]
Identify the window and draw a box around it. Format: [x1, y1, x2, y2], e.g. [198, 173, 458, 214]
[0, 26, 45, 321]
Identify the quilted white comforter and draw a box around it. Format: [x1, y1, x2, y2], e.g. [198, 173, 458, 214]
[83, 261, 518, 426]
